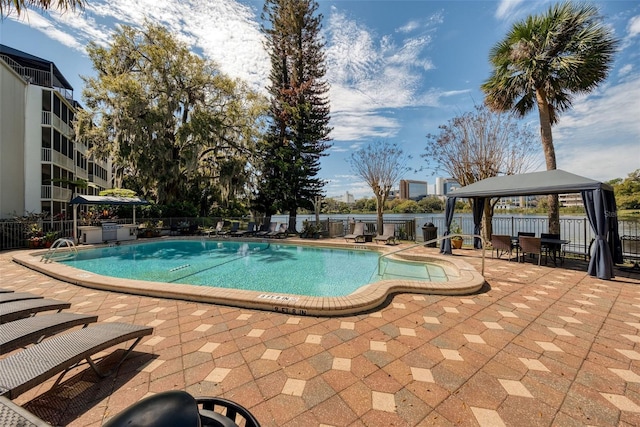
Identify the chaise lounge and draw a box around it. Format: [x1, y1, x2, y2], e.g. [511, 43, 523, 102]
[344, 222, 366, 243]
[0, 322, 153, 399]
[374, 223, 397, 245]
[0, 312, 98, 355]
[0, 291, 43, 304]
[0, 298, 72, 324]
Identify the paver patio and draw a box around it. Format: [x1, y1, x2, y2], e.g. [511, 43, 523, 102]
[1, 245, 640, 426]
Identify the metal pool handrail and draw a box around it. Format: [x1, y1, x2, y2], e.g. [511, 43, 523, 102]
[378, 234, 486, 277]
[40, 238, 78, 263]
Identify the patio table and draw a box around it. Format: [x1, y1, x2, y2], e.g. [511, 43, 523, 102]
[511, 236, 570, 266]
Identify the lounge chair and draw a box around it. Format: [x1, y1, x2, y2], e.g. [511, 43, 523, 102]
[267, 223, 288, 239]
[203, 221, 224, 237]
[0, 322, 153, 399]
[0, 396, 50, 427]
[519, 236, 542, 265]
[0, 312, 98, 355]
[231, 222, 256, 237]
[491, 234, 514, 261]
[0, 291, 44, 304]
[103, 390, 261, 427]
[344, 222, 366, 243]
[374, 224, 397, 245]
[219, 222, 240, 237]
[255, 222, 277, 237]
[0, 298, 71, 324]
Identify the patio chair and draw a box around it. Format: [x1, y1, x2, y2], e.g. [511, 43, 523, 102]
[514, 232, 535, 259]
[491, 234, 513, 261]
[0, 322, 153, 399]
[374, 224, 397, 245]
[518, 236, 542, 265]
[0, 312, 98, 355]
[0, 298, 71, 324]
[541, 233, 564, 265]
[103, 390, 261, 427]
[0, 291, 43, 304]
[344, 222, 366, 243]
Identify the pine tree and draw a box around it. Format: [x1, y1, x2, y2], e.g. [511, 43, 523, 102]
[257, 0, 332, 231]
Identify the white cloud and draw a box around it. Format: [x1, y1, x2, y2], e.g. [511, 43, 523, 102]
[324, 8, 444, 142]
[619, 64, 633, 77]
[629, 15, 640, 38]
[10, 0, 269, 92]
[554, 75, 640, 181]
[495, 0, 527, 21]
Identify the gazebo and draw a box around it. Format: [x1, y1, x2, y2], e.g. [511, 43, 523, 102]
[441, 170, 622, 280]
[69, 195, 149, 244]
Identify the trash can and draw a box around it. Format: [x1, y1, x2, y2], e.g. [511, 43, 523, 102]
[422, 223, 437, 247]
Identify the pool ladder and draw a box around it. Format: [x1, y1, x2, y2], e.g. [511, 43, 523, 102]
[41, 238, 78, 263]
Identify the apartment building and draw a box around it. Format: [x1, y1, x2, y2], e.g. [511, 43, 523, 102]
[0, 45, 112, 219]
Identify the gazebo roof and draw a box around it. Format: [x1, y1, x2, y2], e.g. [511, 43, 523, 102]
[448, 170, 613, 198]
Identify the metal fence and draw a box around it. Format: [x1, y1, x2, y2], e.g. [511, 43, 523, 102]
[1, 215, 638, 264]
[419, 215, 639, 262]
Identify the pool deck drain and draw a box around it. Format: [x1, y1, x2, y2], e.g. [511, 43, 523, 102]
[13, 238, 485, 316]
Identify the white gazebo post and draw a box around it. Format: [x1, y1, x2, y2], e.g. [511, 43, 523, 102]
[72, 203, 78, 244]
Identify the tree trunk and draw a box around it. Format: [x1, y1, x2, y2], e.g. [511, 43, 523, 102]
[375, 195, 384, 235]
[535, 88, 560, 234]
[288, 212, 297, 233]
[482, 201, 493, 244]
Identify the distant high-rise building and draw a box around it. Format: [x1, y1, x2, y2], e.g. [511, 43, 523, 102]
[335, 191, 355, 204]
[435, 177, 460, 196]
[399, 179, 428, 201]
[0, 44, 113, 219]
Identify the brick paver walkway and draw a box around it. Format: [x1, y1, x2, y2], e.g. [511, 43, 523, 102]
[2, 247, 640, 426]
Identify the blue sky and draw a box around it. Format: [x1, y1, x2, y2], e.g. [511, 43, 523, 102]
[2, 0, 639, 199]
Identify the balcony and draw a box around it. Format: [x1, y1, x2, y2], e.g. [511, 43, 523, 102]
[41, 185, 72, 201]
[41, 111, 73, 138]
[76, 168, 88, 180]
[41, 148, 74, 171]
[88, 174, 108, 189]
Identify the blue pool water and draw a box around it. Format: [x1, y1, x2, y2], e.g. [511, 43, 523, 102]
[59, 240, 446, 297]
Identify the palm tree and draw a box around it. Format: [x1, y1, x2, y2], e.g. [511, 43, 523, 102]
[1, 0, 83, 17]
[481, 2, 617, 233]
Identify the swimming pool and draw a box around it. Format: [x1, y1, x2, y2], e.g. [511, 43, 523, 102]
[57, 240, 446, 297]
[14, 238, 486, 316]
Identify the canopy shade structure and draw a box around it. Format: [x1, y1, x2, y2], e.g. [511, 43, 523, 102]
[447, 170, 614, 198]
[442, 170, 622, 280]
[69, 195, 149, 244]
[69, 195, 149, 205]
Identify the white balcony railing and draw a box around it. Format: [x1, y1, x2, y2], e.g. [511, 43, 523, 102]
[51, 150, 75, 171]
[41, 148, 51, 162]
[76, 168, 88, 180]
[41, 185, 72, 201]
[42, 111, 51, 125]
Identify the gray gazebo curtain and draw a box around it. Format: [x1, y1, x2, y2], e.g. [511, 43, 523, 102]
[472, 198, 485, 249]
[581, 188, 622, 280]
[440, 197, 456, 254]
